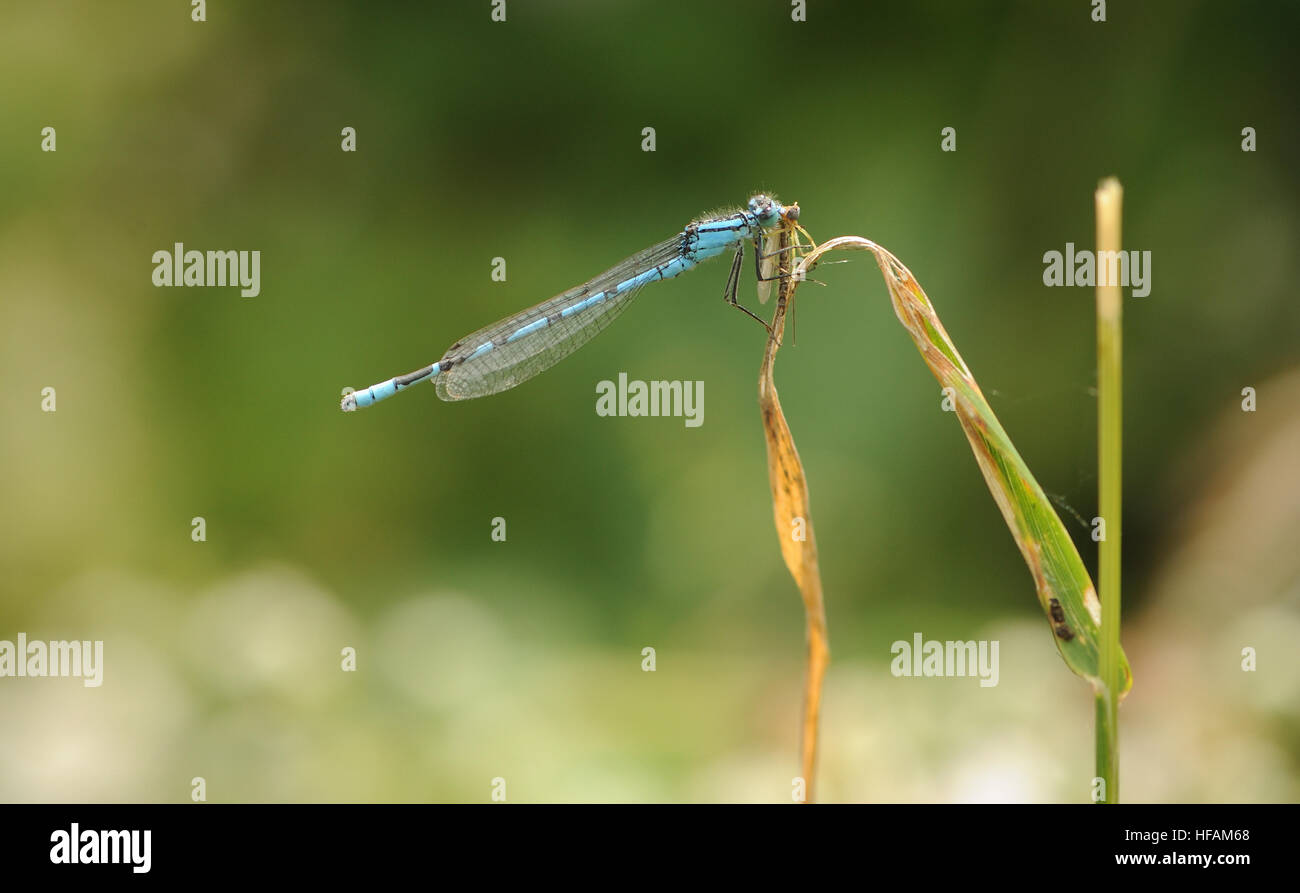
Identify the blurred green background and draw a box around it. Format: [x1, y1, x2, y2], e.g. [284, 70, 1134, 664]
[1, 0, 1297, 802]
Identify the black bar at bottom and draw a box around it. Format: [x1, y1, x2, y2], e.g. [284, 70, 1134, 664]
[0, 803, 1283, 880]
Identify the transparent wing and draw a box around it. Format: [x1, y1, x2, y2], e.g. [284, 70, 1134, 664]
[435, 234, 683, 401]
[757, 230, 780, 305]
[757, 214, 804, 305]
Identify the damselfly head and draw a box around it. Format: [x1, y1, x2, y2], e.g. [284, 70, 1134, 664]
[747, 193, 781, 227]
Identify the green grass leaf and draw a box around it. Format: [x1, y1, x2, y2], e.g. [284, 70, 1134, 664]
[795, 237, 1132, 698]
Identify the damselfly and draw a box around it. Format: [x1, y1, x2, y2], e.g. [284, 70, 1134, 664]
[341, 194, 807, 411]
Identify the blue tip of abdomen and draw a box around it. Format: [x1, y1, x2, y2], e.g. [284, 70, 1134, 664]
[343, 377, 398, 411]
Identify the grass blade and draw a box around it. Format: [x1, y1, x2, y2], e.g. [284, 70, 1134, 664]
[759, 219, 829, 803]
[791, 236, 1132, 742]
[1094, 178, 1125, 802]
